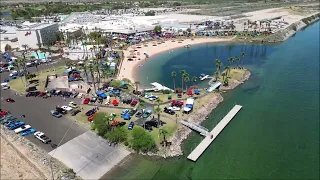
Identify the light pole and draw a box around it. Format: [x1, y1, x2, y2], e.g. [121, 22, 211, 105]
[49, 120, 76, 180]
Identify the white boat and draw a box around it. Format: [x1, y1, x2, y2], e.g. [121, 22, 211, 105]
[200, 74, 209, 81]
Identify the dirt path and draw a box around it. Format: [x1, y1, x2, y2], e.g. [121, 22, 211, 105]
[0, 136, 44, 179]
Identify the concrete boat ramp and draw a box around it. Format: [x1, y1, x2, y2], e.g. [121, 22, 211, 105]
[185, 105, 242, 161]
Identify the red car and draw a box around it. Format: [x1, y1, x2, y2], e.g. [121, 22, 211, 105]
[83, 98, 90, 104]
[88, 113, 97, 121]
[172, 100, 183, 107]
[39, 92, 45, 97]
[5, 98, 15, 103]
[130, 99, 138, 107]
[112, 99, 119, 106]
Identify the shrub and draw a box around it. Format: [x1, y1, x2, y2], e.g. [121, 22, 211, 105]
[91, 112, 110, 136]
[104, 127, 127, 143]
[109, 79, 122, 88]
[130, 128, 156, 152]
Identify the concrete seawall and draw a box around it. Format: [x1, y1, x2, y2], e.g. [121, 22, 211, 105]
[267, 13, 320, 42]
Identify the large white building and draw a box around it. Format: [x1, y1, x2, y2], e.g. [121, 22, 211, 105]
[16, 23, 59, 49]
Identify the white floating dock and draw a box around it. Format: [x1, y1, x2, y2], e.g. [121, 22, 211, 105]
[187, 105, 242, 161]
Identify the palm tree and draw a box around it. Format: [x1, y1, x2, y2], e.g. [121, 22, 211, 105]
[15, 59, 26, 86]
[225, 66, 231, 78]
[221, 72, 226, 82]
[134, 81, 140, 92]
[88, 64, 96, 92]
[138, 102, 147, 129]
[235, 56, 240, 68]
[159, 129, 169, 147]
[180, 70, 186, 89]
[153, 106, 162, 128]
[228, 57, 233, 65]
[241, 52, 246, 68]
[184, 75, 190, 91]
[214, 71, 219, 82]
[171, 71, 177, 90]
[192, 76, 197, 86]
[82, 65, 89, 83]
[215, 59, 222, 75]
[223, 76, 229, 86]
[93, 59, 101, 88]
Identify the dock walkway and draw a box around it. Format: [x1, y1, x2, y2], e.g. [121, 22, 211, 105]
[187, 105, 242, 161]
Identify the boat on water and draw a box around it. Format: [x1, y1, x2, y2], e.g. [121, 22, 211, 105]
[199, 74, 209, 81]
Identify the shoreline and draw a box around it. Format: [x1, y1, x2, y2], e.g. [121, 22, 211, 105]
[140, 69, 251, 158]
[117, 37, 235, 83]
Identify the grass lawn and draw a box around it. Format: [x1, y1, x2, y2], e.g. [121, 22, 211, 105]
[9, 66, 65, 94]
[143, 92, 190, 104]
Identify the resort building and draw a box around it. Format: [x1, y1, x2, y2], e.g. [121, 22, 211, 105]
[16, 23, 59, 49]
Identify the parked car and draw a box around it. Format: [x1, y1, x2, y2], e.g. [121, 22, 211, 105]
[143, 110, 152, 118]
[85, 108, 97, 116]
[1, 116, 16, 124]
[50, 110, 62, 118]
[68, 101, 78, 108]
[56, 107, 67, 114]
[61, 105, 72, 112]
[21, 128, 36, 136]
[135, 109, 143, 117]
[83, 98, 90, 104]
[70, 109, 81, 116]
[164, 107, 175, 115]
[2, 86, 10, 90]
[70, 92, 79, 98]
[123, 114, 131, 120]
[5, 98, 15, 103]
[4, 118, 17, 126]
[144, 124, 153, 131]
[8, 121, 25, 130]
[130, 99, 138, 106]
[88, 113, 97, 121]
[121, 109, 129, 115]
[128, 109, 137, 116]
[90, 97, 97, 103]
[128, 122, 134, 130]
[149, 96, 158, 101]
[54, 90, 62, 96]
[34, 131, 51, 144]
[117, 122, 126, 127]
[25, 86, 37, 92]
[14, 125, 31, 133]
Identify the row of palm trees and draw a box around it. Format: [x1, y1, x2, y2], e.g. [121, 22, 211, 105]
[171, 70, 198, 92]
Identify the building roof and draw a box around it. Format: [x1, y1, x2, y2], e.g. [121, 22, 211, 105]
[18, 23, 57, 31]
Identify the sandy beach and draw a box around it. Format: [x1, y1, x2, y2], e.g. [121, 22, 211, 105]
[117, 37, 234, 82]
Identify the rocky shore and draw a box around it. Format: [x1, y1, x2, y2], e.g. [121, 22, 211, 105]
[141, 69, 251, 158]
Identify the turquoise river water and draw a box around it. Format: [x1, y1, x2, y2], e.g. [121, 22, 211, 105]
[108, 22, 319, 179]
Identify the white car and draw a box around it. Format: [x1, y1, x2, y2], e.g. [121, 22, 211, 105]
[171, 106, 181, 111]
[61, 105, 73, 111]
[34, 131, 51, 144]
[14, 125, 31, 133]
[77, 93, 84, 98]
[9, 71, 17, 77]
[2, 86, 10, 90]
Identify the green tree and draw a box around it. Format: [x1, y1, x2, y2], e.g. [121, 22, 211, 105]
[225, 66, 231, 78]
[184, 75, 190, 91]
[88, 64, 96, 92]
[214, 71, 219, 82]
[109, 80, 122, 88]
[223, 76, 229, 86]
[159, 129, 169, 147]
[153, 106, 162, 128]
[180, 70, 186, 89]
[134, 81, 140, 92]
[215, 59, 222, 76]
[154, 25, 162, 34]
[241, 52, 246, 68]
[104, 127, 127, 143]
[192, 76, 197, 86]
[138, 102, 147, 129]
[4, 44, 11, 52]
[15, 59, 26, 86]
[131, 128, 156, 152]
[171, 71, 177, 90]
[235, 56, 240, 68]
[228, 57, 233, 65]
[91, 112, 110, 136]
